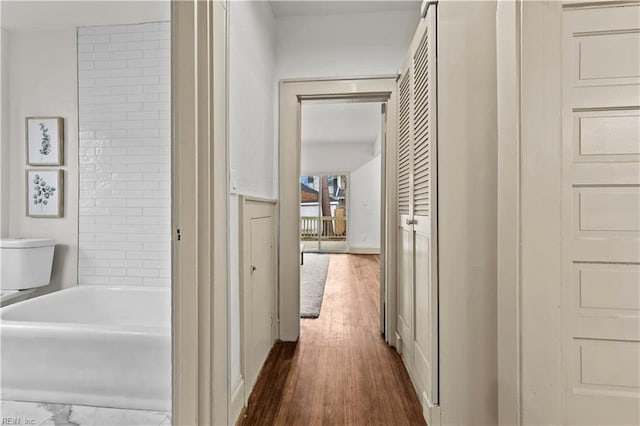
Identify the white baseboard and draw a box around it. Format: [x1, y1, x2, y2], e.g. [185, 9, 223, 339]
[422, 392, 441, 426]
[230, 377, 245, 424]
[348, 247, 380, 255]
[399, 350, 431, 426]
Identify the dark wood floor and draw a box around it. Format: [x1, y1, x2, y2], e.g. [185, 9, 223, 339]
[239, 254, 426, 426]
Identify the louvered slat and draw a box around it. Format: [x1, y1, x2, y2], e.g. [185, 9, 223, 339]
[412, 30, 431, 216]
[398, 71, 411, 215]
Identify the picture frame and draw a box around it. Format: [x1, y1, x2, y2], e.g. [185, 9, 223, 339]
[26, 169, 64, 218]
[25, 117, 64, 166]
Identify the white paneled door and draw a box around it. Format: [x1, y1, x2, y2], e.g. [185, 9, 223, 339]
[242, 198, 277, 401]
[396, 3, 439, 411]
[562, 5, 640, 425]
[247, 216, 274, 391]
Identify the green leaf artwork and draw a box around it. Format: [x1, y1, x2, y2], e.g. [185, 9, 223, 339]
[32, 174, 56, 207]
[39, 123, 51, 156]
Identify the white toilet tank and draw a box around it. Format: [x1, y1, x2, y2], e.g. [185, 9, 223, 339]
[0, 238, 56, 290]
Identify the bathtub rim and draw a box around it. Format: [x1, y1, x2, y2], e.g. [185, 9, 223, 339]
[0, 285, 170, 335]
[1, 322, 170, 336]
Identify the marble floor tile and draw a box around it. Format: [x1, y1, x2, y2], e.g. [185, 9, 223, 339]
[69, 405, 169, 426]
[0, 400, 62, 426]
[39, 405, 79, 426]
[1, 401, 170, 426]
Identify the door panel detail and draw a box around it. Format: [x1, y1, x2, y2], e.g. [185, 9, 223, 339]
[563, 6, 640, 425]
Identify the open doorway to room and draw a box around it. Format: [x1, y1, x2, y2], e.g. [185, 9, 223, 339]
[277, 77, 399, 343]
[298, 101, 383, 320]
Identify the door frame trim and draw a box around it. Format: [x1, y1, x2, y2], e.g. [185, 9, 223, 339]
[278, 77, 398, 343]
[171, 1, 229, 425]
[496, 2, 522, 424]
[496, 1, 563, 424]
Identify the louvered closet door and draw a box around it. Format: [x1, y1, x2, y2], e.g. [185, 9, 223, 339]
[396, 3, 439, 408]
[411, 4, 438, 407]
[397, 67, 414, 360]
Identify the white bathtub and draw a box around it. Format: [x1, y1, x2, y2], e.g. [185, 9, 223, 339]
[0, 286, 170, 411]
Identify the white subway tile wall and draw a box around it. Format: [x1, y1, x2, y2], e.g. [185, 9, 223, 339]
[77, 22, 171, 287]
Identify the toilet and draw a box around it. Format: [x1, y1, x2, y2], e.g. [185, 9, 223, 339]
[0, 238, 56, 304]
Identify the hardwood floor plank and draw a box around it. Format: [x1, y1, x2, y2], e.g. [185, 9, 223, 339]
[239, 254, 426, 426]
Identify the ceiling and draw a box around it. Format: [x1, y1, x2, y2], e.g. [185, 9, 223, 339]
[270, 0, 420, 17]
[0, 1, 170, 32]
[0, 1, 419, 31]
[301, 102, 382, 146]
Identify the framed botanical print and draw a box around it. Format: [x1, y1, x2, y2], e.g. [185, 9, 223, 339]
[26, 170, 64, 218]
[26, 117, 64, 166]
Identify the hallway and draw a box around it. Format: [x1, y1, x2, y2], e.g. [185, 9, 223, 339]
[239, 254, 426, 426]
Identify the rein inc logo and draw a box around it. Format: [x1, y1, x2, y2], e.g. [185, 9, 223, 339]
[1, 417, 36, 425]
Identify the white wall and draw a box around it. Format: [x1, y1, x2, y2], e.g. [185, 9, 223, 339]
[348, 155, 381, 251]
[229, 2, 276, 198]
[228, 0, 276, 396]
[0, 28, 9, 237]
[0, 1, 170, 33]
[76, 22, 171, 287]
[275, 9, 419, 79]
[301, 143, 374, 176]
[6, 30, 79, 293]
[437, 1, 498, 424]
[373, 132, 382, 157]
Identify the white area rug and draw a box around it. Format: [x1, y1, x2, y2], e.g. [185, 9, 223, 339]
[300, 254, 330, 319]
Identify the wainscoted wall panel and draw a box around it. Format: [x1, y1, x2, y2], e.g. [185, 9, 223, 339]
[77, 22, 170, 286]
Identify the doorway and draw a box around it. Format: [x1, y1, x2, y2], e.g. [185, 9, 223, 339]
[278, 77, 397, 343]
[298, 99, 384, 326]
